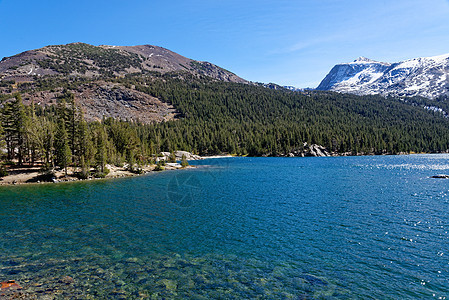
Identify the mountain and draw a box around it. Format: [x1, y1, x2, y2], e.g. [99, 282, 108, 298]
[0, 43, 247, 123]
[2, 43, 449, 158]
[0, 42, 247, 84]
[317, 54, 449, 99]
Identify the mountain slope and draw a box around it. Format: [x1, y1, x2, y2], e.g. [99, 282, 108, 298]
[2, 46, 449, 156]
[0, 43, 247, 83]
[0, 43, 247, 124]
[317, 54, 449, 99]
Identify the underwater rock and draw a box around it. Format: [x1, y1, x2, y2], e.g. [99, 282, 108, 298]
[157, 279, 177, 291]
[0, 280, 22, 290]
[298, 274, 328, 286]
[59, 276, 75, 285]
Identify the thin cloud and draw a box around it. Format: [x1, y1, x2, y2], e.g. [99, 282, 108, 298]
[281, 34, 348, 54]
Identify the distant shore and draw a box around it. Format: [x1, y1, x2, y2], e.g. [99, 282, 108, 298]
[199, 154, 233, 159]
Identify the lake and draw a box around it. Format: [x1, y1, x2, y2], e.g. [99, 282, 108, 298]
[0, 155, 448, 299]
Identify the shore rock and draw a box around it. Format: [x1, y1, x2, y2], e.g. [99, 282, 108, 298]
[290, 143, 330, 157]
[158, 151, 202, 161]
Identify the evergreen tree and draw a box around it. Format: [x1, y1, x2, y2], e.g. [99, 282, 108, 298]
[42, 118, 56, 169]
[168, 151, 176, 163]
[79, 155, 90, 179]
[0, 99, 15, 161]
[181, 154, 189, 168]
[95, 127, 107, 173]
[12, 94, 28, 165]
[0, 119, 5, 161]
[55, 121, 71, 176]
[25, 102, 40, 165]
[78, 113, 95, 168]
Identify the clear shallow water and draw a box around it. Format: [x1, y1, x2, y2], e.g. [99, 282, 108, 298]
[1, 155, 448, 299]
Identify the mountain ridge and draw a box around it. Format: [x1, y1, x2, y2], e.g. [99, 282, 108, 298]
[0, 42, 247, 84]
[317, 53, 449, 99]
[0, 42, 249, 124]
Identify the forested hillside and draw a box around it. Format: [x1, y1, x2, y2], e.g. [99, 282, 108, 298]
[1, 71, 449, 178]
[116, 73, 449, 156]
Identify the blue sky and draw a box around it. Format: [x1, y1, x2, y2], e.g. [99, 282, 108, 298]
[1, 0, 449, 88]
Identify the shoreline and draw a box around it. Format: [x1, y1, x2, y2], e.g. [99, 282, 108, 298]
[0, 153, 234, 187]
[2, 152, 447, 187]
[199, 154, 234, 159]
[0, 163, 196, 187]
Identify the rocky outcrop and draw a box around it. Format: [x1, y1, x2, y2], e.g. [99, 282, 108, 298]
[20, 82, 177, 124]
[158, 151, 202, 161]
[288, 143, 331, 157]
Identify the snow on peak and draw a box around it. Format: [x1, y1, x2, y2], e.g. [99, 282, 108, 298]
[354, 57, 374, 63]
[318, 52, 449, 99]
[427, 53, 449, 63]
[346, 56, 387, 65]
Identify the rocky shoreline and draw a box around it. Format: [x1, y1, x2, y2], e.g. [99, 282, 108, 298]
[0, 151, 217, 186]
[2, 148, 444, 186]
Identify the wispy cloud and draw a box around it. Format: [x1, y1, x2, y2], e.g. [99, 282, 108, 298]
[273, 33, 349, 55]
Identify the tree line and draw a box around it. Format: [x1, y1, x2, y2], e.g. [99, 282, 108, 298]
[1, 73, 449, 177]
[0, 91, 154, 177]
[116, 73, 449, 156]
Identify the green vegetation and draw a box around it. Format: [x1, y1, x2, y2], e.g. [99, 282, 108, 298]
[181, 154, 189, 168]
[1, 71, 449, 177]
[168, 152, 177, 163]
[0, 90, 154, 177]
[35, 43, 143, 76]
[115, 73, 449, 156]
[0, 165, 8, 177]
[154, 161, 165, 171]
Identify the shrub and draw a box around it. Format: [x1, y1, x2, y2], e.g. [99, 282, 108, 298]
[154, 162, 165, 171]
[37, 163, 56, 181]
[0, 166, 8, 177]
[93, 167, 110, 178]
[168, 152, 177, 163]
[77, 156, 90, 179]
[181, 154, 189, 168]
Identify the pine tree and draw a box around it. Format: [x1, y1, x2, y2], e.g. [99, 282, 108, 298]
[25, 102, 40, 165]
[42, 118, 56, 169]
[55, 121, 71, 176]
[80, 155, 89, 179]
[12, 94, 28, 165]
[0, 119, 5, 161]
[68, 92, 77, 152]
[181, 154, 189, 168]
[0, 99, 15, 161]
[168, 151, 176, 163]
[95, 127, 107, 174]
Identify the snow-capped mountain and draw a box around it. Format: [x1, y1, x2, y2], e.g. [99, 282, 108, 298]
[317, 54, 449, 99]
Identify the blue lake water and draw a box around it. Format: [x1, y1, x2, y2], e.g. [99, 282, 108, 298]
[0, 155, 448, 299]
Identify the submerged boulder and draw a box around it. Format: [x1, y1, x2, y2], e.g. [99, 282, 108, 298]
[0, 280, 22, 290]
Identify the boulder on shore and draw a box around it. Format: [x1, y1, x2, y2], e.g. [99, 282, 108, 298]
[302, 143, 330, 157]
[157, 151, 202, 162]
